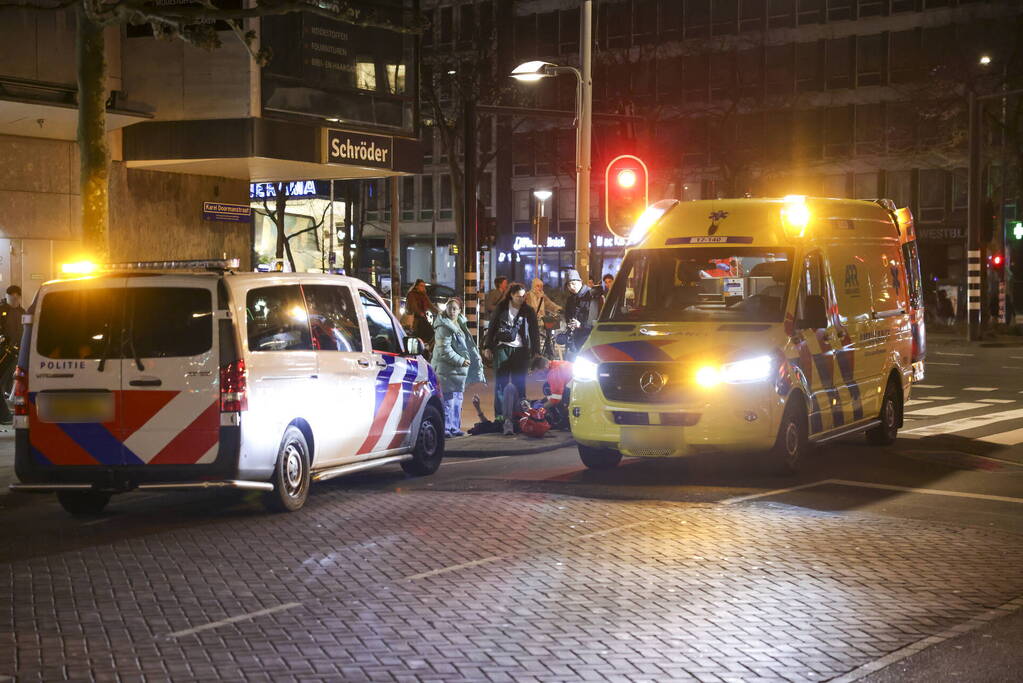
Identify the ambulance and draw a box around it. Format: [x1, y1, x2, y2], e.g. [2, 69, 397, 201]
[11, 260, 445, 514]
[570, 196, 918, 472]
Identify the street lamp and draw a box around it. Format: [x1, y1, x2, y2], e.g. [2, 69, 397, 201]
[511, 0, 593, 280]
[979, 55, 992, 66]
[532, 190, 552, 277]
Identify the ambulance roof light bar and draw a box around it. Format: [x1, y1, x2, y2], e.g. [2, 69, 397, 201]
[61, 258, 240, 275]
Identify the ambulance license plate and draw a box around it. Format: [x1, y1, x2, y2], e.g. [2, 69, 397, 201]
[37, 392, 115, 424]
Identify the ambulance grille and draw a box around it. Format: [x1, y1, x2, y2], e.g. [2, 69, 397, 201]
[598, 363, 686, 404]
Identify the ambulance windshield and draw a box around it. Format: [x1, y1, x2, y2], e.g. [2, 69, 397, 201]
[602, 247, 793, 323]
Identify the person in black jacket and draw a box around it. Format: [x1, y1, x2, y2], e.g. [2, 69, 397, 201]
[482, 282, 540, 434]
[563, 269, 598, 357]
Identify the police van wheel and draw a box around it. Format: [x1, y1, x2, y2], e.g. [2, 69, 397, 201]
[867, 379, 901, 447]
[770, 399, 808, 474]
[579, 445, 622, 470]
[402, 404, 445, 476]
[56, 491, 111, 516]
[264, 427, 311, 513]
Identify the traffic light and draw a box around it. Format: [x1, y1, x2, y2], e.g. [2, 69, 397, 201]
[1011, 221, 1023, 241]
[605, 154, 649, 237]
[989, 252, 1004, 269]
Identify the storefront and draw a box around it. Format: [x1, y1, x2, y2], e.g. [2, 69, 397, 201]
[492, 231, 628, 289]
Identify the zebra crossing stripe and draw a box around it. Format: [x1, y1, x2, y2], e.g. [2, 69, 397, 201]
[906, 402, 987, 417]
[979, 398, 1016, 404]
[914, 384, 942, 389]
[978, 427, 1023, 446]
[903, 408, 1023, 438]
[964, 387, 998, 392]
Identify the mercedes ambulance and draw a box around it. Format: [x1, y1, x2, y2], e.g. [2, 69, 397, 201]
[11, 260, 445, 514]
[570, 196, 918, 472]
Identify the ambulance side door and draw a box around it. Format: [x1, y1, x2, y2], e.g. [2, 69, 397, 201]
[827, 249, 874, 424]
[794, 250, 845, 434]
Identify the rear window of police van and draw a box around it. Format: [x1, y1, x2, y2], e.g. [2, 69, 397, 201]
[37, 287, 212, 359]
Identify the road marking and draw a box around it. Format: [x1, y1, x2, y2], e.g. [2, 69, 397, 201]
[903, 407, 1023, 437]
[919, 395, 954, 400]
[1003, 366, 1023, 370]
[719, 480, 834, 505]
[442, 456, 510, 466]
[831, 596, 1023, 683]
[964, 387, 998, 392]
[905, 402, 987, 417]
[914, 384, 942, 389]
[905, 399, 929, 406]
[978, 398, 1016, 404]
[977, 427, 1023, 446]
[80, 518, 110, 527]
[724, 478, 1023, 506]
[925, 361, 957, 366]
[166, 602, 302, 639]
[404, 521, 650, 581]
[934, 351, 973, 357]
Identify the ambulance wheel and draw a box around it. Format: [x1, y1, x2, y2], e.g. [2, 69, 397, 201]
[264, 427, 311, 513]
[579, 445, 622, 470]
[402, 404, 445, 476]
[770, 398, 808, 474]
[867, 379, 901, 446]
[56, 491, 111, 516]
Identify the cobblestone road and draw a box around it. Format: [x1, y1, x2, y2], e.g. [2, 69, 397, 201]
[4, 481, 1023, 682]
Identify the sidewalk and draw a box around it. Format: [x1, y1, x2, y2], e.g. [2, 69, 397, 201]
[927, 324, 1023, 348]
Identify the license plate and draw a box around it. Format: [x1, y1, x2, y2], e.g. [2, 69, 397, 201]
[37, 392, 115, 424]
[619, 426, 682, 457]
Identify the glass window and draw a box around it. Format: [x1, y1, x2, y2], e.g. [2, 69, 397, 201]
[129, 288, 213, 358]
[603, 247, 793, 323]
[854, 172, 878, 199]
[37, 288, 124, 360]
[421, 175, 434, 211]
[439, 6, 452, 44]
[304, 285, 363, 352]
[827, 0, 852, 21]
[685, 0, 711, 38]
[359, 290, 400, 354]
[824, 106, 853, 158]
[740, 0, 765, 32]
[855, 103, 883, 155]
[798, 0, 823, 24]
[830, 249, 871, 321]
[536, 11, 557, 55]
[885, 170, 912, 208]
[559, 8, 580, 53]
[440, 174, 452, 210]
[246, 286, 312, 352]
[765, 44, 794, 93]
[768, 0, 794, 28]
[458, 4, 474, 45]
[856, 34, 883, 86]
[401, 176, 414, 211]
[797, 252, 826, 326]
[660, 0, 683, 36]
[826, 37, 852, 89]
[796, 42, 821, 91]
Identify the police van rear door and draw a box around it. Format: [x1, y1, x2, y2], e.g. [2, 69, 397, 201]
[119, 276, 220, 467]
[30, 277, 128, 466]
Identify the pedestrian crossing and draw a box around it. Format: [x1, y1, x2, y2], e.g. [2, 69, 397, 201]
[901, 383, 1023, 446]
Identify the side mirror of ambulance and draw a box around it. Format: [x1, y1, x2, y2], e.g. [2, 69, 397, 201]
[404, 337, 424, 357]
[798, 295, 829, 331]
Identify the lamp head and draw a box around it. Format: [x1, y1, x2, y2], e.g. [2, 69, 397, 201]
[533, 190, 552, 201]
[511, 61, 556, 82]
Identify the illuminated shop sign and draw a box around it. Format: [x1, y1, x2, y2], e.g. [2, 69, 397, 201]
[513, 235, 568, 251]
[249, 181, 322, 199]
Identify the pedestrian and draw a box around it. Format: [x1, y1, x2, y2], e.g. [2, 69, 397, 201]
[483, 276, 508, 323]
[0, 285, 24, 424]
[599, 273, 615, 307]
[405, 279, 437, 345]
[482, 282, 540, 435]
[564, 269, 599, 357]
[524, 277, 561, 319]
[432, 297, 485, 437]
[936, 289, 954, 326]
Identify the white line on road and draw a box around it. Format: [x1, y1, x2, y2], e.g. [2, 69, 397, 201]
[903, 407, 1023, 437]
[934, 351, 973, 357]
[80, 518, 110, 527]
[978, 398, 1016, 404]
[832, 596, 1023, 683]
[404, 521, 650, 581]
[918, 395, 954, 400]
[977, 427, 1023, 446]
[904, 399, 929, 406]
[924, 362, 957, 366]
[905, 402, 987, 417]
[914, 384, 942, 389]
[442, 456, 510, 466]
[166, 602, 302, 639]
[719, 480, 835, 505]
[964, 387, 998, 392]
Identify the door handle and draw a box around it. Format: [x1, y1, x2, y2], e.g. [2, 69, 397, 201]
[357, 358, 372, 368]
[375, 360, 388, 368]
[129, 378, 162, 387]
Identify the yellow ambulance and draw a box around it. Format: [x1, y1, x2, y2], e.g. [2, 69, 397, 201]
[570, 196, 917, 472]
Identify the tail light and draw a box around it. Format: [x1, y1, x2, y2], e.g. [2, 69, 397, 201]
[220, 359, 248, 412]
[13, 366, 28, 416]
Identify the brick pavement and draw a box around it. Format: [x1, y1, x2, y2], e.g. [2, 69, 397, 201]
[3, 486, 1023, 682]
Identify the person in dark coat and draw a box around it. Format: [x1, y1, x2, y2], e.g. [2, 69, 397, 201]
[0, 286, 24, 424]
[481, 282, 540, 434]
[405, 279, 437, 344]
[563, 269, 599, 356]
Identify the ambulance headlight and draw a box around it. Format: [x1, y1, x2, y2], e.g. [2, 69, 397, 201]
[721, 355, 773, 383]
[573, 356, 599, 382]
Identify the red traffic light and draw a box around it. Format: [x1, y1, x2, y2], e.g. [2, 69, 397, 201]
[990, 253, 1004, 267]
[605, 155, 649, 238]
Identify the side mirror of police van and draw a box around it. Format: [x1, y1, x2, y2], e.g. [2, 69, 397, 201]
[798, 295, 828, 330]
[403, 337, 424, 357]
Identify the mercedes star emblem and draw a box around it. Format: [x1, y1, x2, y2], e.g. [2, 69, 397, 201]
[639, 371, 666, 394]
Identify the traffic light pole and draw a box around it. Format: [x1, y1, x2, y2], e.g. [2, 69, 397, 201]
[462, 97, 479, 336]
[968, 91, 982, 341]
[575, 0, 593, 282]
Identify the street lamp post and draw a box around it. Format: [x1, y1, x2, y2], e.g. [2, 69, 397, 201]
[532, 190, 552, 277]
[511, 0, 593, 280]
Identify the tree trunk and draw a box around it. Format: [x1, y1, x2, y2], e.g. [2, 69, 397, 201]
[77, 8, 109, 260]
[272, 188, 297, 271]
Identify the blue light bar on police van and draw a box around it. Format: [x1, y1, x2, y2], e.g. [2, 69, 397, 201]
[104, 258, 241, 271]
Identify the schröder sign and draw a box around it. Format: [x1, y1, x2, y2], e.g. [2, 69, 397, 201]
[325, 129, 394, 169]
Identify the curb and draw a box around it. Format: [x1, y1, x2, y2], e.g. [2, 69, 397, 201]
[444, 431, 575, 457]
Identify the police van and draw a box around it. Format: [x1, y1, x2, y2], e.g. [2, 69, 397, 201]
[11, 260, 445, 514]
[570, 196, 918, 472]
